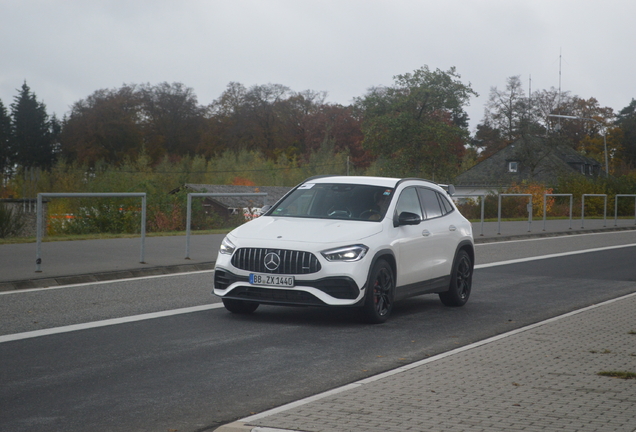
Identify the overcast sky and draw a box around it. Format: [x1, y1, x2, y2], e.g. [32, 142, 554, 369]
[1, 0, 635, 132]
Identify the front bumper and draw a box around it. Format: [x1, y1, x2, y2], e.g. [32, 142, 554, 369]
[213, 268, 365, 306]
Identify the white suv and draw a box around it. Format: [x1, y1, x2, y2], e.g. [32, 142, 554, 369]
[213, 176, 474, 323]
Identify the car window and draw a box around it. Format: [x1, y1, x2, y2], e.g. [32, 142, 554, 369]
[395, 187, 423, 219]
[418, 188, 443, 219]
[270, 183, 394, 221]
[437, 192, 454, 215]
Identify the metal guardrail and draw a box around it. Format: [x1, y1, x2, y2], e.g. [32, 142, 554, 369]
[36, 192, 147, 272]
[452, 194, 485, 236]
[614, 194, 636, 226]
[498, 194, 532, 234]
[185, 193, 268, 259]
[581, 194, 607, 229]
[543, 194, 573, 231]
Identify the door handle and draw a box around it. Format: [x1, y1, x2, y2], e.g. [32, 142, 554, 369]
[449, 225, 457, 231]
[422, 229, 431, 237]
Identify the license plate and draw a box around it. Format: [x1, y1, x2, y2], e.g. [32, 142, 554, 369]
[250, 273, 295, 288]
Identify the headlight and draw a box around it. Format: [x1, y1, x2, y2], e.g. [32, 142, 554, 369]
[321, 244, 369, 262]
[219, 237, 236, 255]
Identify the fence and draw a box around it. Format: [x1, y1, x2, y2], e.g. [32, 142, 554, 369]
[614, 195, 636, 226]
[452, 195, 485, 236]
[454, 192, 636, 234]
[581, 194, 607, 229]
[497, 194, 532, 235]
[36, 193, 147, 272]
[543, 194, 573, 231]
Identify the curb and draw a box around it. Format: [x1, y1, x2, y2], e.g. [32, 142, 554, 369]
[0, 261, 216, 292]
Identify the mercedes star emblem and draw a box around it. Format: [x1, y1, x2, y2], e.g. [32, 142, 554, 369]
[264, 252, 281, 271]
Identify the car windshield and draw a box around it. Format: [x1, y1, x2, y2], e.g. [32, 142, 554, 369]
[268, 183, 394, 221]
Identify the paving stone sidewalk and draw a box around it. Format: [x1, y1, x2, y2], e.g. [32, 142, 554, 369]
[218, 293, 636, 432]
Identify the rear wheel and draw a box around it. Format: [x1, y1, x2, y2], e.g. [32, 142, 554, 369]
[439, 249, 472, 307]
[222, 298, 259, 314]
[362, 259, 395, 324]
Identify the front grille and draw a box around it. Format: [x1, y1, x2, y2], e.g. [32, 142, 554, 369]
[231, 248, 321, 275]
[228, 286, 325, 305]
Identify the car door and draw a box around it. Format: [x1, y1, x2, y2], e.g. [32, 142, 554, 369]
[417, 187, 456, 281]
[391, 186, 433, 291]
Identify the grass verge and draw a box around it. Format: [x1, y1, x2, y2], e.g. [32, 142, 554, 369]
[597, 371, 636, 380]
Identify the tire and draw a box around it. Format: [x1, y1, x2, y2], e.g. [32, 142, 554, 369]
[362, 259, 395, 324]
[222, 298, 259, 314]
[439, 249, 473, 307]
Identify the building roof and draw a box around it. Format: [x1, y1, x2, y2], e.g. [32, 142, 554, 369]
[454, 136, 601, 188]
[173, 184, 292, 208]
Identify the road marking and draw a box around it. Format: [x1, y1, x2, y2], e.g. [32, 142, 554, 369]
[475, 243, 636, 269]
[476, 228, 636, 246]
[0, 303, 224, 344]
[0, 269, 215, 296]
[238, 290, 636, 426]
[2, 242, 635, 344]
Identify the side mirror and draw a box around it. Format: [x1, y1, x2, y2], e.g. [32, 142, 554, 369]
[395, 211, 422, 227]
[261, 205, 272, 214]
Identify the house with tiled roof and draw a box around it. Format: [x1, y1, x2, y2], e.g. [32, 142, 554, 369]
[171, 184, 292, 221]
[454, 136, 602, 196]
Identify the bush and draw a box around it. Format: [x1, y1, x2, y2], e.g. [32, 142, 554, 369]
[0, 203, 26, 238]
[50, 198, 141, 235]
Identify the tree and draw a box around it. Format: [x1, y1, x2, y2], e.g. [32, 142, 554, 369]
[10, 82, 56, 170]
[60, 85, 144, 166]
[139, 82, 206, 160]
[0, 99, 12, 178]
[477, 77, 560, 157]
[208, 82, 293, 157]
[614, 99, 636, 168]
[484, 76, 529, 142]
[355, 66, 477, 180]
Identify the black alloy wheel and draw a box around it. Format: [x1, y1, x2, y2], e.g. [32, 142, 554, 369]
[362, 259, 395, 324]
[439, 249, 472, 307]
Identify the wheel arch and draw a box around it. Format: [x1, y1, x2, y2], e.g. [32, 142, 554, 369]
[367, 249, 397, 285]
[454, 240, 475, 269]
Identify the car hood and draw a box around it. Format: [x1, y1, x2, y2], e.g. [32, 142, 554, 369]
[229, 216, 383, 245]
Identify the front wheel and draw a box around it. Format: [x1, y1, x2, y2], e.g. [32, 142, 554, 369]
[439, 249, 473, 307]
[362, 259, 395, 324]
[222, 298, 259, 314]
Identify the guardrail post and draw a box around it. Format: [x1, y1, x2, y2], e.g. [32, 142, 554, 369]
[613, 194, 636, 226]
[450, 194, 486, 236]
[497, 193, 533, 234]
[542, 194, 573, 231]
[185, 193, 193, 259]
[581, 194, 607, 229]
[36, 194, 43, 272]
[35, 192, 146, 272]
[497, 194, 502, 235]
[140, 195, 146, 264]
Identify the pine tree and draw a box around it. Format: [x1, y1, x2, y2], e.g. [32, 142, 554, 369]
[11, 82, 55, 170]
[0, 99, 12, 177]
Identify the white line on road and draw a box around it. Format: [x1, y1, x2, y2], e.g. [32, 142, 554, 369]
[475, 243, 636, 269]
[0, 269, 215, 296]
[3, 241, 635, 344]
[475, 228, 636, 246]
[0, 303, 224, 344]
[238, 290, 636, 426]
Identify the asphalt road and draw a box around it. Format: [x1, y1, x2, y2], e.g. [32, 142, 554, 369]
[1, 231, 636, 432]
